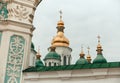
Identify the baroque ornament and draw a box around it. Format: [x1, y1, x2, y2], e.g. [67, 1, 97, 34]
[14, 5, 29, 21]
[4, 35, 25, 83]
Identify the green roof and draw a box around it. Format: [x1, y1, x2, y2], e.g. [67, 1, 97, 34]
[35, 59, 44, 67]
[76, 57, 88, 65]
[93, 54, 107, 63]
[23, 62, 120, 72]
[44, 51, 61, 61]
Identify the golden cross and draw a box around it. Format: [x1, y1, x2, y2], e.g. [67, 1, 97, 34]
[97, 35, 101, 43]
[38, 46, 40, 55]
[87, 46, 90, 54]
[59, 10, 62, 20]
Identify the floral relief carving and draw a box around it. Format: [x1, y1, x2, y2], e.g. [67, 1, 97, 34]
[14, 5, 29, 21]
[4, 35, 25, 83]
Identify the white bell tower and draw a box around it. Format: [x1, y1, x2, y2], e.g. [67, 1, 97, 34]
[0, 0, 42, 83]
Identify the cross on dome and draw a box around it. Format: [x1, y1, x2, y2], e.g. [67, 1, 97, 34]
[59, 10, 62, 20]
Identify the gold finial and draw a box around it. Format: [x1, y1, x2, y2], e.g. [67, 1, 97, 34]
[57, 10, 64, 27]
[97, 35, 101, 48]
[97, 35, 102, 48]
[36, 46, 41, 59]
[80, 45, 85, 57]
[87, 46, 91, 63]
[59, 10, 62, 20]
[96, 35, 103, 54]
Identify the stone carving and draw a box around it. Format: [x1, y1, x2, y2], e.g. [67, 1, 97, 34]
[4, 35, 25, 83]
[0, 2, 8, 20]
[14, 5, 29, 21]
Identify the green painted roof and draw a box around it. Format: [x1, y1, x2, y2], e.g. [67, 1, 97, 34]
[44, 51, 61, 61]
[35, 59, 44, 67]
[23, 62, 120, 72]
[93, 54, 107, 63]
[76, 58, 88, 65]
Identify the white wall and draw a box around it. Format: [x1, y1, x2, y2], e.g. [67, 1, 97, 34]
[23, 68, 120, 83]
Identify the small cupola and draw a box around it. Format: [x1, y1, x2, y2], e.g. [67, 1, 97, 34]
[35, 47, 44, 67]
[76, 46, 88, 65]
[93, 35, 107, 63]
[44, 46, 61, 66]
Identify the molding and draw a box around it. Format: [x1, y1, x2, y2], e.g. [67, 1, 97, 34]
[0, 28, 33, 36]
[13, 0, 36, 8]
[23, 68, 120, 80]
[0, 20, 33, 29]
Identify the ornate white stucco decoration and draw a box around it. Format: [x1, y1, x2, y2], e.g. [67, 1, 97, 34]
[4, 35, 25, 83]
[14, 5, 29, 21]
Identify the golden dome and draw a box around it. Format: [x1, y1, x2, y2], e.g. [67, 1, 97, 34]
[51, 10, 69, 47]
[51, 32, 69, 47]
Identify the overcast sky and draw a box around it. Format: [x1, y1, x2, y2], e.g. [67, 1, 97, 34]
[32, 0, 120, 64]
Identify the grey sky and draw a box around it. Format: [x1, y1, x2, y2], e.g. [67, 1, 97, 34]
[32, 0, 120, 64]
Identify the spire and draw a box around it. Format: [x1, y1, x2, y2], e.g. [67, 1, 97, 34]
[75, 46, 88, 65]
[93, 35, 107, 63]
[80, 46, 85, 58]
[36, 46, 41, 60]
[96, 35, 103, 55]
[35, 46, 44, 67]
[86, 46, 91, 63]
[51, 10, 69, 47]
[57, 10, 65, 32]
[60, 10, 62, 21]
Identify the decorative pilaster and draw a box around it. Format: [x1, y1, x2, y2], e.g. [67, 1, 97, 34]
[4, 35, 25, 83]
[0, 0, 42, 83]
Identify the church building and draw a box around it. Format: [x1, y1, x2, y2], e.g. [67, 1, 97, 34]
[0, 0, 120, 83]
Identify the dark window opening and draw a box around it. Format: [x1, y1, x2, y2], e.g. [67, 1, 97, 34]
[64, 56, 66, 65]
[49, 62, 51, 66]
[54, 63, 56, 66]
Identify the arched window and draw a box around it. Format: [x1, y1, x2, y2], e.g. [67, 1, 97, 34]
[49, 62, 51, 66]
[54, 63, 56, 66]
[63, 56, 66, 65]
[68, 56, 71, 65]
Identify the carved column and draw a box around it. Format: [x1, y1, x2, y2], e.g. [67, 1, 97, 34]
[0, 0, 42, 83]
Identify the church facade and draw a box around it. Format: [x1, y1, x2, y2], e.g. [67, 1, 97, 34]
[0, 0, 120, 83]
